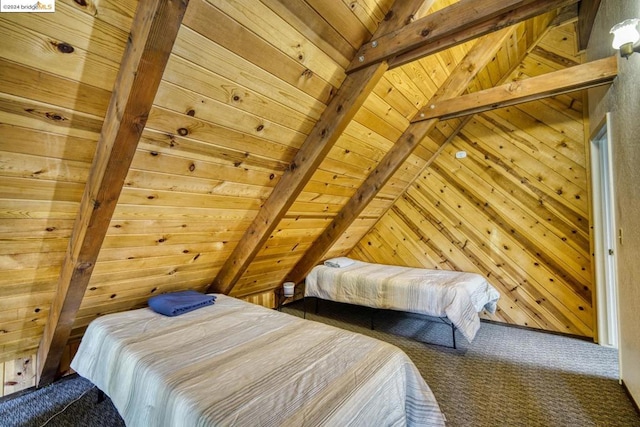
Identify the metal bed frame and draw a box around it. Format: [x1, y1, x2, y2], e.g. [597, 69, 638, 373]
[303, 296, 457, 349]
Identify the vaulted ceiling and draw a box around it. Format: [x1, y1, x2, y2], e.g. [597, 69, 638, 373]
[0, 0, 609, 386]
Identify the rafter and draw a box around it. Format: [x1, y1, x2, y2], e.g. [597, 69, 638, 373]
[207, 0, 430, 295]
[577, 0, 601, 51]
[550, 3, 579, 29]
[348, 0, 579, 73]
[285, 28, 513, 284]
[36, 0, 188, 387]
[413, 56, 617, 122]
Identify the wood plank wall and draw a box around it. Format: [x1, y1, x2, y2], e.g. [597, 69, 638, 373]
[231, 0, 478, 297]
[0, 0, 393, 361]
[231, 11, 562, 299]
[0, 0, 133, 363]
[331, 13, 562, 256]
[69, 0, 385, 341]
[1, 353, 36, 397]
[1, 342, 75, 397]
[350, 23, 593, 336]
[0, 0, 589, 368]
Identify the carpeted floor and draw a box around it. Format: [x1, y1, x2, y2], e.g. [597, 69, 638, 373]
[0, 374, 123, 427]
[287, 299, 640, 426]
[2, 299, 639, 426]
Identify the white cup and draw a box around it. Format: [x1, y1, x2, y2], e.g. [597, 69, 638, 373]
[283, 282, 295, 297]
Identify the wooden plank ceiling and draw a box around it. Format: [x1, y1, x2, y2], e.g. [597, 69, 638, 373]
[0, 0, 602, 382]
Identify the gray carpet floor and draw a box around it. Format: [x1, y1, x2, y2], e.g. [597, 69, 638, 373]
[2, 299, 638, 426]
[0, 374, 123, 427]
[287, 299, 640, 426]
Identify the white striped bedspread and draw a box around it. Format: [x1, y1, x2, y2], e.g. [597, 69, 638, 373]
[305, 260, 500, 342]
[71, 295, 445, 427]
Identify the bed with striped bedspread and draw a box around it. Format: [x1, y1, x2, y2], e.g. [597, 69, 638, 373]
[71, 294, 445, 426]
[305, 259, 500, 342]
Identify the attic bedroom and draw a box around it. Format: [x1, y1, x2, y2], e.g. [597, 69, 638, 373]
[1, 0, 639, 425]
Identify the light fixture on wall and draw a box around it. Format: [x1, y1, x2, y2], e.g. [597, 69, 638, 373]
[610, 18, 640, 58]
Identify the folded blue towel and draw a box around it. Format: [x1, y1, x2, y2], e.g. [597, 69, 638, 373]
[148, 290, 216, 317]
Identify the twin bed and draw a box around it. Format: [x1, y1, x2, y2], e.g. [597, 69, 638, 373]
[306, 258, 500, 344]
[72, 294, 446, 426]
[72, 259, 499, 426]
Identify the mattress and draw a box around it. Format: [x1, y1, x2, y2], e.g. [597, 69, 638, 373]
[71, 294, 445, 426]
[305, 259, 500, 342]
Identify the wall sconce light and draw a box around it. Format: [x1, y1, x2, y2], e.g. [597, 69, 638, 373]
[610, 18, 640, 58]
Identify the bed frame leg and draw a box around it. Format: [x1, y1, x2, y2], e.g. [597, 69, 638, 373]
[315, 297, 319, 314]
[371, 309, 377, 330]
[451, 323, 457, 349]
[303, 297, 307, 319]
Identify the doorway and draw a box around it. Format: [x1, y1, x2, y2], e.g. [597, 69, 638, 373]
[590, 112, 619, 349]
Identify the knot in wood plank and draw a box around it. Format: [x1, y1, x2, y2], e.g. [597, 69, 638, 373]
[45, 112, 66, 121]
[77, 262, 92, 271]
[50, 41, 75, 54]
[384, 9, 394, 21]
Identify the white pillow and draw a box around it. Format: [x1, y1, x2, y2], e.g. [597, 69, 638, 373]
[324, 257, 355, 268]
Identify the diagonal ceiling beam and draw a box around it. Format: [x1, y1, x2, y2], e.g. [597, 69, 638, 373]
[348, 0, 579, 73]
[207, 0, 430, 295]
[36, 0, 188, 387]
[414, 55, 617, 122]
[285, 28, 513, 285]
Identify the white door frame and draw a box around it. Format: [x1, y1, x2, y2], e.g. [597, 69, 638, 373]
[590, 112, 619, 348]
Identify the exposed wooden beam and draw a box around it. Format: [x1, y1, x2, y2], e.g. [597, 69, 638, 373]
[36, 0, 188, 387]
[348, 0, 579, 73]
[207, 63, 387, 294]
[376, 0, 437, 32]
[531, 46, 579, 68]
[413, 0, 437, 21]
[207, 0, 430, 295]
[390, 0, 579, 70]
[550, 3, 579, 28]
[577, 0, 601, 51]
[412, 56, 617, 122]
[352, 13, 572, 248]
[286, 29, 513, 284]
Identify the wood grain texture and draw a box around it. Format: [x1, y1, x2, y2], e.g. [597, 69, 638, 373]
[577, 0, 601, 51]
[329, 14, 570, 267]
[208, 62, 389, 294]
[287, 28, 513, 284]
[414, 55, 616, 121]
[0, 0, 602, 377]
[348, 0, 579, 72]
[36, 0, 189, 387]
[350, 22, 593, 336]
[1, 354, 36, 397]
[207, 0, 432, 295]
